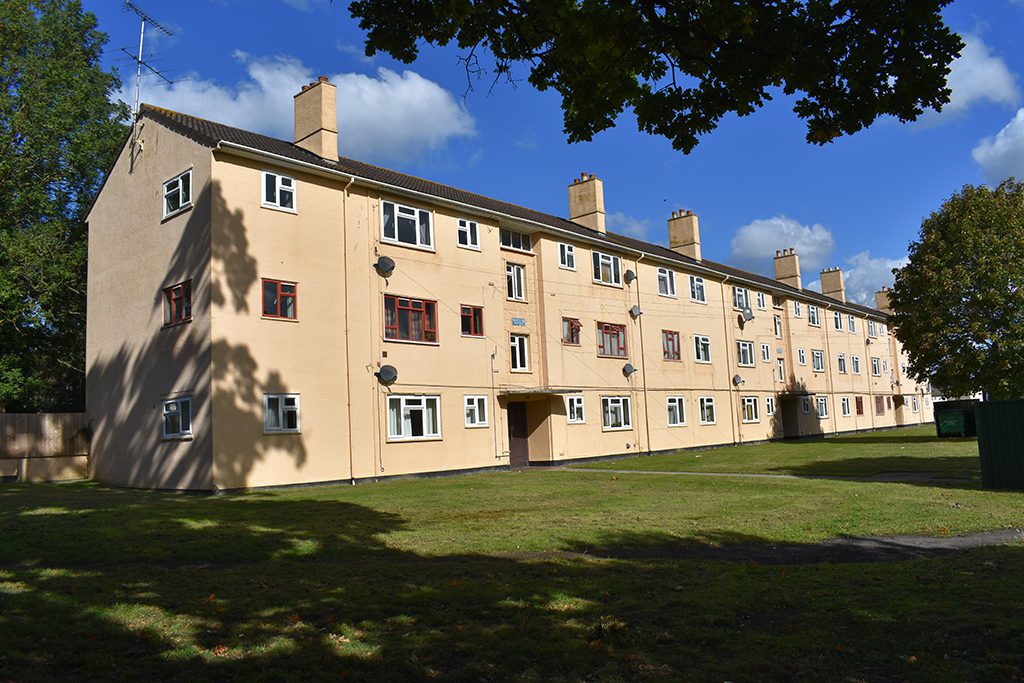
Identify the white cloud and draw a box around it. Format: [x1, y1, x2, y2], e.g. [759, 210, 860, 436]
[606, 211, 650, 239]
[839, 251, 908, 306]
[938, 34, 1020, 116]
[729, 215, 835, 277]
[128, 54, 476, 162]
[972, 107, 1024, 182]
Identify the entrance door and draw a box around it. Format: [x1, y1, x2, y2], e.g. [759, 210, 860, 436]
[780, 397, 801, 438]
[507, 402, 529, 467]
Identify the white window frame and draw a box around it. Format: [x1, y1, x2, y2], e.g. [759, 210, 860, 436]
[464, 395, 488, 428]
[808, 305, 820, 327]
[837, 353, 847, 374]
[793, 301, 802, 318]
[868, 320, 877, 337]
[811, 350, 825, 372]
[736, 340, 755, 367]
[847, 314, 856, 333]
[592, 251, 622, 287]
[601, 396, 632, 431]
[852, 355, 861, 374]
[500, 228, 532, 253]
[871, 357, 881, 376]
[694, 335, 712, 363]
[387, 394, 441, 441]
[457, 218, 480, 250]
[765, 396, 776, 415]
[163, 169, 192, 218]
[761, 343, 771, 363]
[912, 396, 920, 412]
[756, 292, 767, 310]
[161, 395, 192, 439]
[506, 262, 526, 301]
[657, 268, 676, 297]
[689, 275, 706, 303]
[382, 199, 433, 250]
[834, 311, 843, 330]
[732, 286, 750, 310]
[797, 348, 806, 365]
[667, 396, 686, 427]
[558, 243, 576, 270]
[801, 396, 811, 414]
[777, 359, 785, 382]
[264, 393, 300, 433]
[841, 396, 851, 417]
[741, 396, 759, 423]
[698, 396, 716, 425]
[510, 334, 530, 372]
[774, 315, 782, 338]
[566, 395, 585, 424]
[816, 396, 829, 417]
[262, 170, 296, 213]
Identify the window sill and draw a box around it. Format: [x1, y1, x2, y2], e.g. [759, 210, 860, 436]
[465, 424, 489, 429]
[567, 421, 585, 426]
[592, 280, 623, 289]
[737, 363, 756, 368]
[668, 423, 686, 428]
[741, 419, 760, 424]
[461, 334, 486, 339]
[562, 342, 582, 347]
[510, 369, 532, 374]
[161, 319, 193, 329]
[262, 316, 299, 323]
[506, 298, 528, 304]
[663, 358, 682, 362]
[457, 243, 481, 252]
[601, 426, 633, 432]
[161, 434, 193, 441]
[500, 246, 534, 256]
[694, 360, 712, 365]
[161, 203, 193, 223]
[558, 265, 576, 272]
[387, 436, 443, 443]
[690, 298, 708, 305]
[658, 293, 677, 299]
[699, 421, 717, 426]
[264, 430, 301, 435]
[381, 238, 435, 253]
[261, 203, 297, 215]
[383, 338, 440, 347]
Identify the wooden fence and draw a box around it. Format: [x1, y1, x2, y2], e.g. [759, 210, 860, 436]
[0, 412, 90, 482]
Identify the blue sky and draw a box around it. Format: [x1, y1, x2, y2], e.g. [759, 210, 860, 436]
[85, 0, 1024, 304]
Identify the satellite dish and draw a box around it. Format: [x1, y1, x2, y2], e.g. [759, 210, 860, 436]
[741, 306, 754, 321]
[865, 337, 872, 344]
[629, 305, 642, 319]
[376, 364, 398, 384]
[624, 269, 636, 284]
[375, 255, 395, 276]
[623, 363, 637, 377]
[732, 374, 744, 386]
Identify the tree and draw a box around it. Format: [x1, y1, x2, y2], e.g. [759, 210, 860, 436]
[889, 180, 1024, 400]
[348, 0, 962, 152]
[0, 0, 129, 411]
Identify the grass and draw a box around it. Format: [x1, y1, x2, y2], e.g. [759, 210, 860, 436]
[574, 425, 982, 478]
[1, 426, 1022, 681]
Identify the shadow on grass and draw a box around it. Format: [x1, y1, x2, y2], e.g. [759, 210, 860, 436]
[766, 455, 982, 487]
[825, 434, 976, 446]
[1, 483, 1022, 681]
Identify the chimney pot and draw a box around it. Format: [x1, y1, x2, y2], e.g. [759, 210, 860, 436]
[318, 75, 329, 83]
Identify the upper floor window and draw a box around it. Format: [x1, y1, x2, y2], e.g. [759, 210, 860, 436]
[851, 355, 861, 374]
[262, 171, 295, 212]
[597, 322, 627, 357]
[662, 330, 681, 360]
[777, 358, 785, 382]
[880, 323, 887, 336]
[163, 169, 192, 218]
[264, 393, 300, 433]
[847, 314, 856, 333]
[461, 305, 484, 337]
[811, 349, 825, 372]
[559, 243, 576, 270]
[772, 295, 783, 309]
[761, 343, 771, 362]
[506, 263, 526, 301]
[562, 317, 581, 345]
[163, 280, 192, 326]
[667, 397, 686, 426]
[868, 320, 877, 337]
[384, 295, 437, 343]
[388, 395, 440, 440]
[510, 334, 529, 371]
[871, 357, 881, 376]
[382, 200, 432, 249]
[592, 251, 622, 286]
[837, 353, 847, 373]
[161, 395, 192, 439]
[773, 315, 782, 338]
[797, 348, 806, 365]
[500, 228, 532, 252]
[658, 268, 676, 297]
[457, 219, 479, 249]
[262, 278, 297, 320]
[834, 311, 843, 330]
[793, 301, 802, 318]
[732, 286, 750, 310]
[736, 340, 755, 367]
[694, 335, 712, 363]
[690, 275, 706, 303]
[756, 292, 767, 310]
[808, 305, 820, 327]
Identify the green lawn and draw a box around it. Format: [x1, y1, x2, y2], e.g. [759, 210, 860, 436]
[2, 427, 1023, 681]
[575, 425, 981, 478]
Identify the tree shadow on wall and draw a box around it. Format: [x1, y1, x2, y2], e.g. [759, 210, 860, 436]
[86, 179, 304, 489]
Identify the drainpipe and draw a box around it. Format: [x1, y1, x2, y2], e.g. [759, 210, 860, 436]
[633, 255, 652, 455]
[719, 276, 740, 446]
[822, 303, 838, 435]
[341, 176, 357, 483]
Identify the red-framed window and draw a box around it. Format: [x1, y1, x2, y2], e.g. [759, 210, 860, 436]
[662, 330, 681, 360]
[597, 322, 627, 357]
[855, 396, 864, 416]
[162, 280, 192, 326]
[385, 295, 437, 343]
[875, 396, 885, 415]
[562, 317, 581, 345]
[461, 305, 484, 337]
[262, 279, 297, 319]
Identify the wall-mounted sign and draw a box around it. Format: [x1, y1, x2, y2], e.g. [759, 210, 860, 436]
[511, 317, 527, 326]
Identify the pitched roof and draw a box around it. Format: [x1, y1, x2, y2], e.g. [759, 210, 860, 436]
[140, 103, 887, 319]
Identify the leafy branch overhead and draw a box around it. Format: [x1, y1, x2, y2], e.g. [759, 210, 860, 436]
[348, 0, 962, 152]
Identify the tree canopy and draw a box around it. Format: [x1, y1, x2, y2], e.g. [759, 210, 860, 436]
[348, 0, 963, 152]
[889, 180, 1024, 400]
[0, 0, 129, 411]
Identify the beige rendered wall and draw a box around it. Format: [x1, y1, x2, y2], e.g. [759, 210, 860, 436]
[86, 120, 213, 489]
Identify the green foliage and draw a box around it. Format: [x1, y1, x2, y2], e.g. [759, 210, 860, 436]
[347, 0, 962, 152]
[0, 0, 129, 411]
[890, 180, 1024, 399]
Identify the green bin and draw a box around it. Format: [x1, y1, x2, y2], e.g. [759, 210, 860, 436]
[937, 411, 966, 437]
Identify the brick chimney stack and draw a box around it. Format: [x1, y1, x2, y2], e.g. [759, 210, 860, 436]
[820, 267, 845, 303]
[668, 210, 701, 260]
[874, 287, 892, 314]
[568, 173, 606, 233]
[294, 76, 338, 160]
[773, 248, 802, 289]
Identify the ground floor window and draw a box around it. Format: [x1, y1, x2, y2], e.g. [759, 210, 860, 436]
[601, 396, 632, 430]
[699, 396, 716, 424]
[765, 396, 776, 415]
[875, 396, 885, 415]
[667, 396, 685, 426]
[388, 395, 441, 440]
[912, 396, 920, 412]
[856, 396, 864, 415]
[464, 395, 488, 427]
[741, 396, 759, 423]
[801, 396, 811, 414]
[566, 395, 585, 423]
[161, 396, 192, 438]
[264, 394, 300, 433]
[841, 396, 851, 417]
[816, 396, 829, 418]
